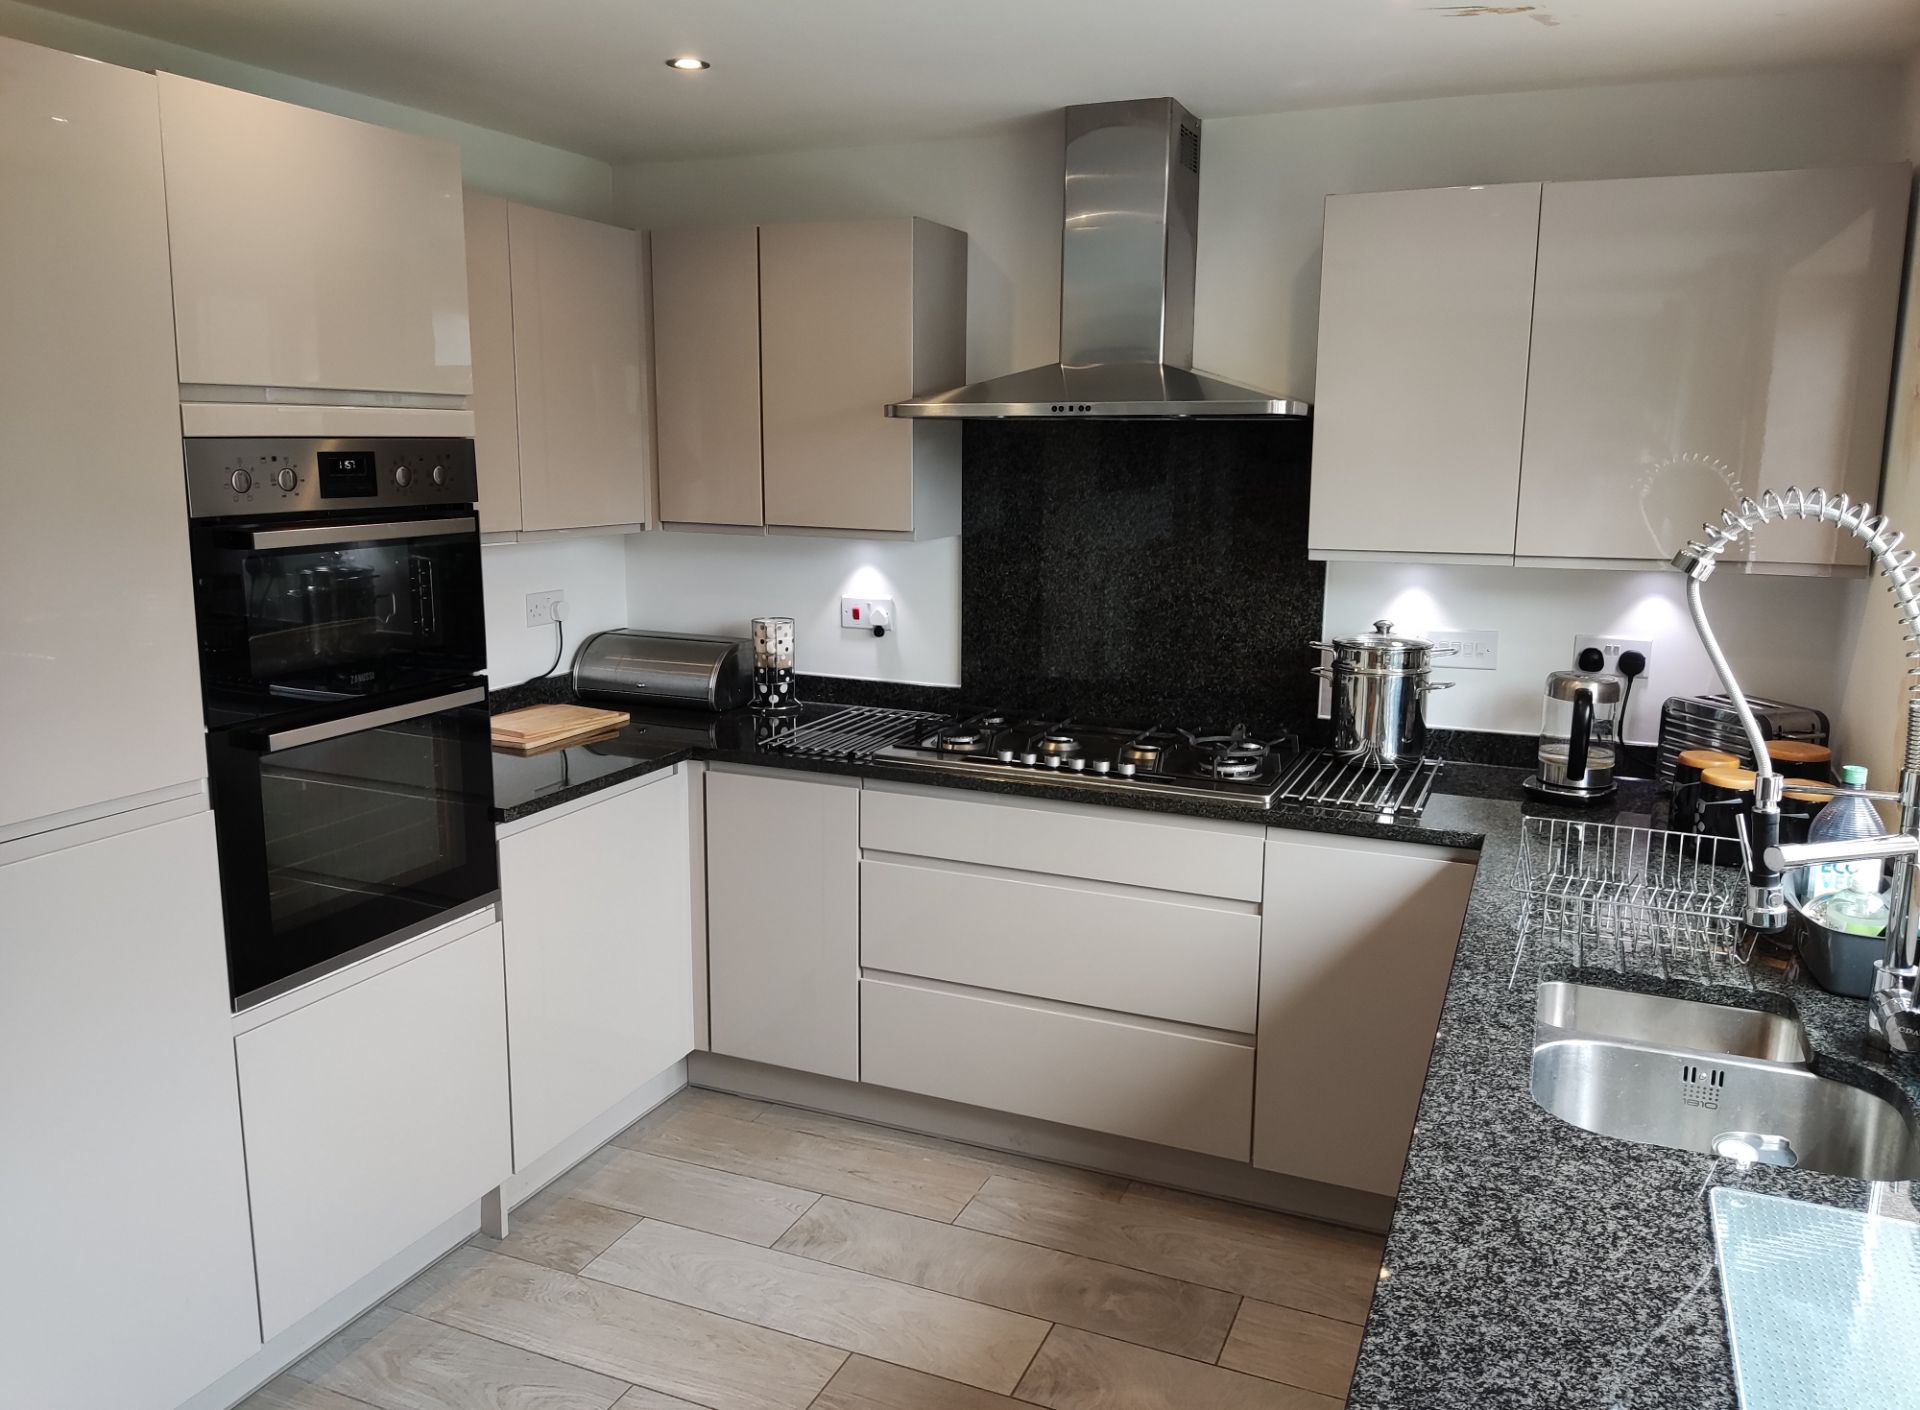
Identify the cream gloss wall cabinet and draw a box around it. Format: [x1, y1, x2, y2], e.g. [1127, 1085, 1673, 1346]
[1, 810, 260, 1410]
[1308, 164, 1910, 572]
[0, 37, 205, 837]
[652, 218, 966, 538]
[155, 72, 471, 398]
[463, 192, 653, 535]
[235, 922, 512, 1340]
[497, 770, 695, 1170]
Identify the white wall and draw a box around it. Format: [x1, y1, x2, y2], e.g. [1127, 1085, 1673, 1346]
[0, 1, 614, 217]
[618, 61, 1908, 716]
[482, 537, 632, 687]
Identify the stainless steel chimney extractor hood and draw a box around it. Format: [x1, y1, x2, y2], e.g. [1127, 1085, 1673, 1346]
[887, 98, 1308, 421]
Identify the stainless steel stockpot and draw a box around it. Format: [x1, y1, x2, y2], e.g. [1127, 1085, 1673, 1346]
[1310, 620, 1454, 765]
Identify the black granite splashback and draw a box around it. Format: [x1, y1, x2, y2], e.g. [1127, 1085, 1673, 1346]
[961, 420, 1323, 737]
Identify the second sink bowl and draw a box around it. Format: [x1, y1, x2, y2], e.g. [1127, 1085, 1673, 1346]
[1530, 982, 1920, 1182]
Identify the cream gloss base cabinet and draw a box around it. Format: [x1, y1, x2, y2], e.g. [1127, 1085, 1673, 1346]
[652, 217, 966, 539]
[155, 72, 471, 398]
[497, 770, 696, 1171]
[463, 193, 654, 535]
[235, 923, 512, 1341]
[1253, 832, 1475, 1197]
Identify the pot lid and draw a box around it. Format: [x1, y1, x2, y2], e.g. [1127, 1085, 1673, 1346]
[1334, 619, 1436, 651]
[1545, 669, 1624, 702]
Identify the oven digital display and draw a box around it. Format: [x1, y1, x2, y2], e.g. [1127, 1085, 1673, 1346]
[317, 451, 378, 499]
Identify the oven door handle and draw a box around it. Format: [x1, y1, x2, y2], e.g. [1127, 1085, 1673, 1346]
[246, 686, 486, 753]
[241, 516, 477, 551]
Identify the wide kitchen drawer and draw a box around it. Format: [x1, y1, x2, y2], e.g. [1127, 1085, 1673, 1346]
[861, 855, 1259, 1032]
[860, 974, 1255, 1160]
[860, 782, 1265, 901]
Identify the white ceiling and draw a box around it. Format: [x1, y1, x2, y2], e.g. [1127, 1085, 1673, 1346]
[30, 0, 1920, 163]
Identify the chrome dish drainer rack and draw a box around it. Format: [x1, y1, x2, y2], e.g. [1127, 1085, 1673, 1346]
[756, 704, 941, 760]
[1511, 817, 1755, 986]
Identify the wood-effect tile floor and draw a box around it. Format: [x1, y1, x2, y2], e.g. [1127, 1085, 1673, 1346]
[245, 1088, 1383, 1410]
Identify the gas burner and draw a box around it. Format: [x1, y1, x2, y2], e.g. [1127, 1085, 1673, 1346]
[1119, 727, 1179, 771]
[1195, 751, 1265, 780]
[1037, 731, 1083, 757]
[937, 727, 984, 752]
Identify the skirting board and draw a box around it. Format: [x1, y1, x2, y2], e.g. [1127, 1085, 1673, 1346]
[688, 1052, 1395, 1234]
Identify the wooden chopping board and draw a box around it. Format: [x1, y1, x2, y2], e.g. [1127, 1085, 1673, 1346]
[491, 703, 631, 755]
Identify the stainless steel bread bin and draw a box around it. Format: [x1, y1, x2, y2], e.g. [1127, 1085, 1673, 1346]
[1656, 694, 1829, 782]
[574, 629, 753, 712]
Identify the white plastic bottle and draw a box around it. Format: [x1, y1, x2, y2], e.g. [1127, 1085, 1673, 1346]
[1806, 764, 1882, 901]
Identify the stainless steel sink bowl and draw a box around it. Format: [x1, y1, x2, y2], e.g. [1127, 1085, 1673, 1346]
[1530, 982, 1920, 1181]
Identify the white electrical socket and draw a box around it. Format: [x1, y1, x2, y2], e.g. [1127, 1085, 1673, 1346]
[525, 589, 565, 627]
[840, 597, 896, 634]
[1426, 629, 1499, 671]
[1573, 634, 1652, 677]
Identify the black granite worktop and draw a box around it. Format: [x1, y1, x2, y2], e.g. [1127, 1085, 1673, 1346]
[1346, 782, 1920, 1410]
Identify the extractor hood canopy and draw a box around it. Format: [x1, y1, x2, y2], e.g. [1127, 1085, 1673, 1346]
[887, 98, 1309, 421]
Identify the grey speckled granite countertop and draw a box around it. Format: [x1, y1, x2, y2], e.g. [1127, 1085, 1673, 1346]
[1348, 783, 1920, 1410]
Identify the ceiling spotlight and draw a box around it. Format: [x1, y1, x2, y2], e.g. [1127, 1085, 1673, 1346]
[666, 56, 711, 71]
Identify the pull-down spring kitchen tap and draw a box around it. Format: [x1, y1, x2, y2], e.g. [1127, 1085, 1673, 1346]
[1672, 487, 1920, 1051]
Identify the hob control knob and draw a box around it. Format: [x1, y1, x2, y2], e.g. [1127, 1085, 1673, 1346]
[1067, 757, 1086, 773]
[995, 748, 1015, 763]
[1116, 761, 1137, 777]
[1019, 751, 1038, 767]
[1044, 755, 1064, 769]
[273, 467, 298, 492]
[429, 463, 448, 488]
[1090, 759, 1112, 775]
[393, 463, 414, 489]
[228, 468, 254, 494]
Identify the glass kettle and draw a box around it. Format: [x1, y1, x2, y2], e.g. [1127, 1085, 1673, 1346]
[1525, 668, 1622, 804]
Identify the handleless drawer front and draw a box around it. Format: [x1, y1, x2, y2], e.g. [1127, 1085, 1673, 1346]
[861, 857, 1259, 1032]
[860, 783, 1265, 902]
[860, 976, 1254, 1160]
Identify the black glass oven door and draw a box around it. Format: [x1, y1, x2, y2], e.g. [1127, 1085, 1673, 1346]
[193, 510, 483, 710]
[209, 685, 499, 1009]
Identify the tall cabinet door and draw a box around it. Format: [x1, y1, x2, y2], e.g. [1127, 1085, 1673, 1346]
[464, 189, 523, 533]
[1, 812, 260, 1408]
[509, 203, 652, 531]
[0, 39, 204, 835]
[1308, 183, 1541, 560]
[155, 72, 471, 396]
[706, 768, 860, 1080]
[1515, 165, 1910, 568]
[653, 225, 765, 527]
[500, 772, 695, 1169]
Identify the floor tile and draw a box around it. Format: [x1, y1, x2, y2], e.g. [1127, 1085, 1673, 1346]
[1218, 1299, 1364, 1398]
[956, 1177, 1383, 1323]
[1016, 1326, 1342, 1410]
[397, 1247, 844, 1410]
[290, 1305, 626, 1410]
[239, 1379, 376, 1410]
[615, 1106, 989, 1221]
[811, 1355, 1032, 1410]
[614, 1088, 770, 1145]
[558, 1144, 818, 1245]
[750, 1102, 1130, 1199]
[611, 1389, 710, 1410]
[583, 1219, 1049, 1393]
[471, 1188, 642, 1273]
[775, 1197, 1237, 1360]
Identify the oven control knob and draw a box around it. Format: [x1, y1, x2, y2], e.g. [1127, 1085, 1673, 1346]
[995, 748, 1015, 763]
[393, 463, 414, 489]
[1090, 759, 1111, 775]
[1116, 761, 1137, 777]
[1019, 751, 1038, 767]
[1067, 757, 1086, 773]
[429, 463, 448, 488]
[228, 468, 253, 494]
[273, 467, 298, 492]
[1043, 755, 1064, 769]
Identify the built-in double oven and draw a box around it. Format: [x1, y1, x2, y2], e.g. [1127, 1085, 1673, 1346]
[186, 436, 497, 1009]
